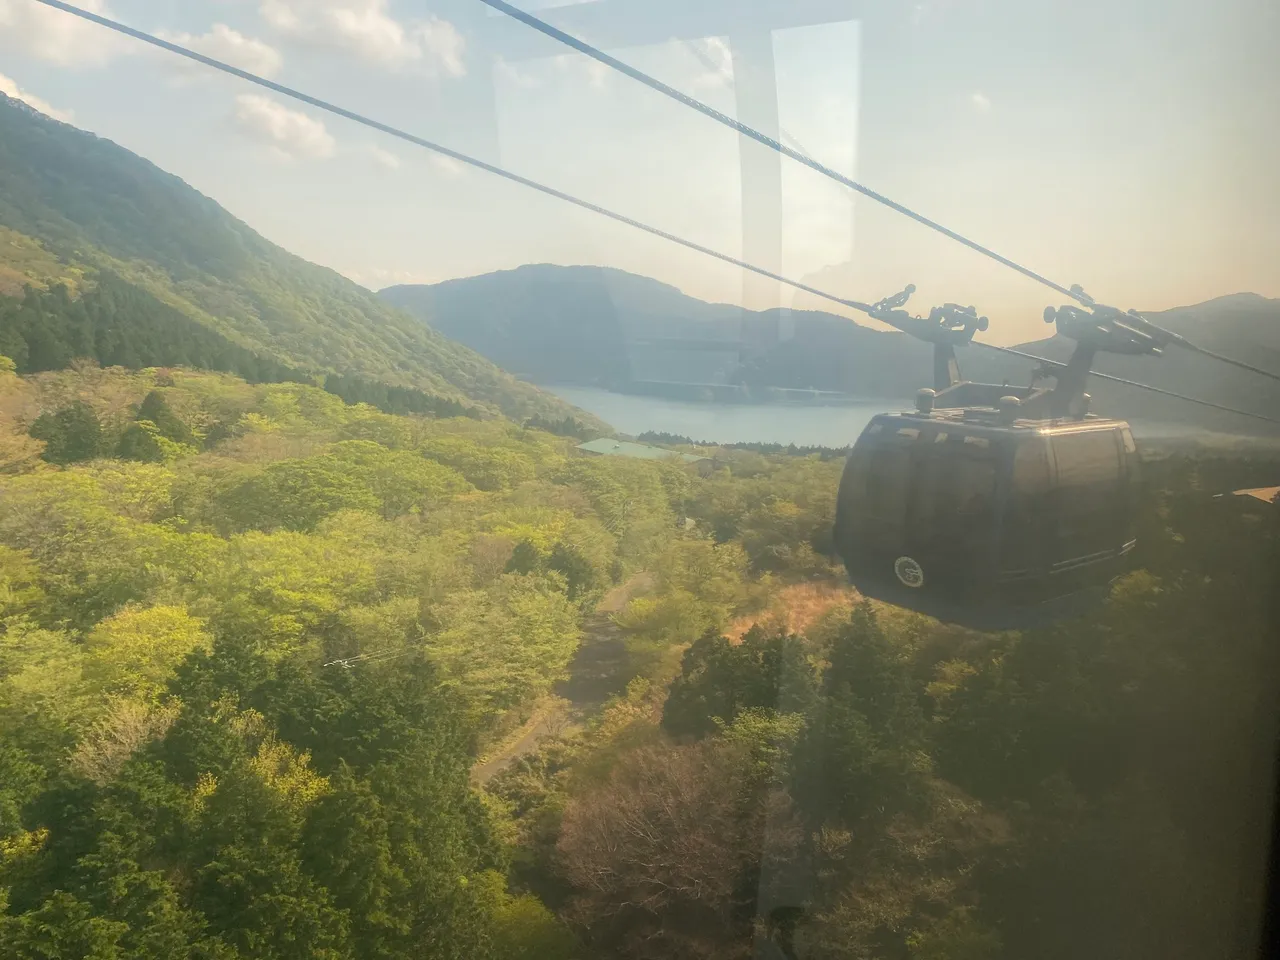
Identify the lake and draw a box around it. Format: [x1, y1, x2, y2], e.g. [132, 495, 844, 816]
[546, 385, 1242, 447]
[547, 386, 910, 446]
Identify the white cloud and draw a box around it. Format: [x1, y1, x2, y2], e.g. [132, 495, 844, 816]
[0, 73, 73, 121]
[688, 36, 733, 90]
[0, 0, 127, 66]
[970, 91, 992, 112]
[429, 154, 465, 178]
[233, 93, 335, 160]
[417, 16, 465, 78]
[260, 0, 466, 75]
[158, 24, 283, 77]
[365, 144, 400, 169]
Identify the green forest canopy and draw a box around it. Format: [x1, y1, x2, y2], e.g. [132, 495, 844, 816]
[1, 356, 1277, 959]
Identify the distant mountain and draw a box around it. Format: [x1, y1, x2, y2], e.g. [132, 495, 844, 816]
[384, 264, 1279, 434]
[382, 264, 933, 398]
[0, 93, 595, 427]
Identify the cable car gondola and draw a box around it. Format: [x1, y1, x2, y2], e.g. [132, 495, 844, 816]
[835, 287, 1160, 631]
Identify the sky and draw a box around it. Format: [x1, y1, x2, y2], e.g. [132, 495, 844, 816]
[0, 0, 1276, 344]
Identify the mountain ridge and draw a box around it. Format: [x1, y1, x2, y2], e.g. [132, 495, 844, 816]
[0, 92, 599, 428]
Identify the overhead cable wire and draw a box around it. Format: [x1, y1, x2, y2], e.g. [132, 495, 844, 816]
[1128, 320, 1280, 384]
[478, 0, 1280, 387]
[31, 0, 875, 314]
[971, 342, 1280, 424]
[476, 0, 1087, 305]
[29, 0, 1280, 428]
[678, 38, 814, 159]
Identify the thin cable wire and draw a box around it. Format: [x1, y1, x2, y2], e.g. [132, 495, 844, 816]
[27, 0, 1280, 429]
[323, 650, 415, 668]
[479, 0, 1280, 387]
[1152, 330, 1280, 385]
[971, 342, 1280, 424]
[476, 0, 1085, 304]
[30, 0, 874, 315]
[679, 38, 814, 159]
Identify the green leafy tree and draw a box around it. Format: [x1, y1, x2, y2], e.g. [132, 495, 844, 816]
[217, 460, 382, 532]
[116, 421, 184, 463]
[81, 604, 211, 702]
[135, 391, 194, 445]
[663, 626, 816, 739]
[428, 576, 581, 726]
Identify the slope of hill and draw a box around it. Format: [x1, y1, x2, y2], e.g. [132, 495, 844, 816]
[0, 93, 594, 427]
[385, 264, 1278, 432]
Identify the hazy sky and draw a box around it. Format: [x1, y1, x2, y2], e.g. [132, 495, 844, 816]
[0, 0, 1276, 344]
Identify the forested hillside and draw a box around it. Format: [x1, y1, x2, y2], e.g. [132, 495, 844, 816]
[0, 93, 593, 426]
[1, 355, 1276, 958]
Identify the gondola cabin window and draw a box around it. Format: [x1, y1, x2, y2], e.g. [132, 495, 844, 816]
[866, 439, 912, 527]
[1003, 437, 1054, 571]
[1052, 429, 1124, 562]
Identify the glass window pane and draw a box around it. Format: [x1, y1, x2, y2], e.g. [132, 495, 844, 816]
[1013, 439, 1052, 493]
[868, 447, 909, 521]
[1054, 431, 1120, 485]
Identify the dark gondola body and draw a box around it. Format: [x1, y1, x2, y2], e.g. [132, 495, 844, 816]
[835, 408, 1141, 631]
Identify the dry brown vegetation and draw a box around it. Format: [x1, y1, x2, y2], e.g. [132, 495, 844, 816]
[724, 580, 859, 644]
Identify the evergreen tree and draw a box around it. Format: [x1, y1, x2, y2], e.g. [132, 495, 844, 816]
[29, 401, 105, 465]
[504, 541, 542, 576]
[792, 602, 928, 826]
[546, 542, 596, 601]
[0, 892, 130, 959]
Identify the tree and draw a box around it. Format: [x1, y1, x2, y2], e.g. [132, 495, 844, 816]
[662, 626, 816, 739]
[546, 542, 596, 601]
[792, 603, 928, 827]
[428, 576, 581, 726]
[907, 909, 1001, 960]
[135, 391, 194, 445]
[217, 460, 381, 532]
[504, 540, 542, 576]
[557, 739, 801, 960]
[30, 401, 105, 465]
[81, 605, 211, 702]
[116, 421, 166, 462]
[489, 887, 578, 960]
[69, 699, 181, 786]
[0, 891, 129, 959]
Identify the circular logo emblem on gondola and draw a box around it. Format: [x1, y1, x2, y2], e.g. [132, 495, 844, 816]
[894, 556, 925, 588]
